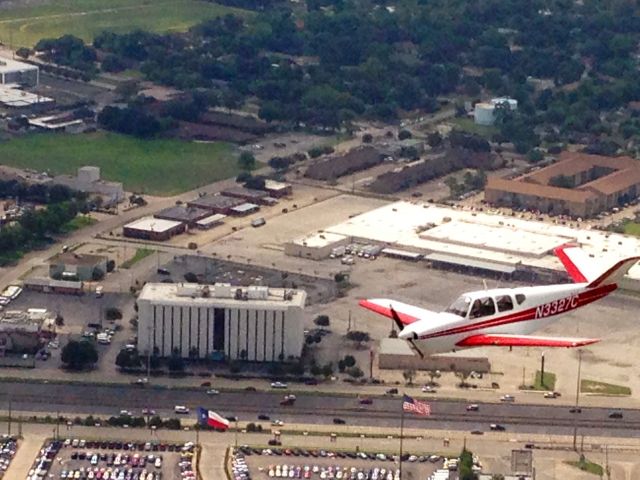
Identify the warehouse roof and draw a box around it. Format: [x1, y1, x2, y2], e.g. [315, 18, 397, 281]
[51, 252, 106, 266]
[230, 203, 259, 214]
[188, 194, 243, 210]
[0, 57, 38, 74]
[425, 252, 517, 274]
[155, 205, 209, 222]
[196, 213, 226, 226]
[124, 216, 183, 233]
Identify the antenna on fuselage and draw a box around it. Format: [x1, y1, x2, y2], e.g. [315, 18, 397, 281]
[390, 305, 425, 359]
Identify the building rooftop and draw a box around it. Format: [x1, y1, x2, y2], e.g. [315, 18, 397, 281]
[222, 186, 269, 199]
[124, 216, 183, 233]
[486, 177, 595, 202]
[196, 213, 226, 226]
[138, 282, 306, 307]
[188, 194, 244, 210]
[0, 57, 38, 74]
[264, 179, 291, 191]
[0, 84, 53, 107]
[50, 252, 106, 266]
[230, 203, 259, 213]
[322, 201, 640, 280]
[155, 205, 209, 222]
[292, 231, 348, 248]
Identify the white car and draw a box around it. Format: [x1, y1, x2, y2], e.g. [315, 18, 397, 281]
[271, 419, 285, 426]
[270, 382, 288, 389]
[174, 405, 190, 414]
[206, 389, 220, 395]
[500, 395, 515, 402]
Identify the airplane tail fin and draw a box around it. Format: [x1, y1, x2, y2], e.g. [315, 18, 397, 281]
[587, 256, 640, 288]
[554, 244, 640, 288]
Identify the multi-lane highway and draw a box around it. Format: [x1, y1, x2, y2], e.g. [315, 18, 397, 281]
[0, 380, 637, 437]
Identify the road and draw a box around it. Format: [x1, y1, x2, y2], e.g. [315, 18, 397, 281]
[0, 381, 636, 438]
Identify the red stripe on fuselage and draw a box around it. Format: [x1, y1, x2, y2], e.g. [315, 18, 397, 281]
[418, 284, 615, 340]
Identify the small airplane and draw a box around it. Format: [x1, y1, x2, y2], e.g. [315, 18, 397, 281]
[359, 244, 640, 357]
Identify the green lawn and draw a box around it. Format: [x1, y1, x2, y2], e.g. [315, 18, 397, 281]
[532, 370, 556, 391]
[623, 221, 640, 236]
[121, 248, 154, 269]
[581, 379, 631, 396]
[565, 458, 604, 476]
[450, 117, 498, 138]
[0, 132, 240, 195]
[60, 215, 97, 234]
[0, 0, 248, 47]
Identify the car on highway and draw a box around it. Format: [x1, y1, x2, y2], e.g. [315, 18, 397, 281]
[226, 415, 239, 422]
[359, 398, 373, 405]
[271, 382, 288, 389]
[333, 418, 346, 425]
[421, 385, 436, 393]
[543, 391, 561, 399]
[174, 405, 190, 414]
[271, 419, 285, 426]
[490, 424, 506, 431]
[141, 408, 156, 415]
[119, 410, 132, 417]
[500, 395, 515, 402]
[470, 430, 484, 435]
[258, 414, 270, 421]
[609, 410, 623, 419]
[569, 407, 582, 413]
[466, 404, 479, 411]
[206, 389, 220, 395]
[385, 388, 399, 395]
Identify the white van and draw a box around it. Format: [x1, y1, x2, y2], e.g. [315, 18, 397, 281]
[95, 286, 103, 298]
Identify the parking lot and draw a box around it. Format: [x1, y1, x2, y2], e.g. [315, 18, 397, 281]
[234, 446, 445, 480]
[27, 438, 196, 480]
[0, 436, 17, 479]
[152, 255, 338, 305]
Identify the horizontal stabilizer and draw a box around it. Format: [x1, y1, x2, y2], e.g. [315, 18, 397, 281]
[358, 299, 431, 325]
[456, 334, 599, 348]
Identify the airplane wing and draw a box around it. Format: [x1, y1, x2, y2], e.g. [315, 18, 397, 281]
[456, 334, 599, 348]
[358, 298, 434, 325]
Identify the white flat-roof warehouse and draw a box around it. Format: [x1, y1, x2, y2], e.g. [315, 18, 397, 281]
[0, 57, 39, 86]
[288, 200, 640, 288]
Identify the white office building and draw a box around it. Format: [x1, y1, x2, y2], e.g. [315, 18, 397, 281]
[137, 283, 307, 362]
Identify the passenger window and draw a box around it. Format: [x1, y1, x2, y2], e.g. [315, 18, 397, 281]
[496, 295, 513, 312]
[470, 297, 496, 318]
[515, 294, 526, 305]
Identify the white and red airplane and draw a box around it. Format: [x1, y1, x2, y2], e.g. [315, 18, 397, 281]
[359, 244, 640, 357]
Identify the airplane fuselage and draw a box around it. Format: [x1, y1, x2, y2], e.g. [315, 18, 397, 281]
[403, 282, 616, 355]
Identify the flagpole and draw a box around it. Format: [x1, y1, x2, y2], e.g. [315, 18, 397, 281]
[399, 402, 405, 479]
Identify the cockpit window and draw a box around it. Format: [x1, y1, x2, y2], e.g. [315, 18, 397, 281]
[445, 295, 472, 317]
[496, 295, 514, 312]
[515, 294, 526, 305]
[470, 297, 496, 318]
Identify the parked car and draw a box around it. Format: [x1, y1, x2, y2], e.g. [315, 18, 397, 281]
[271, 382, 288, 389]
[490, 424, 506, 431]
[157, 268, 171, 275]
[174, 406, 190, 414]
[544, 391, 561, 399]
[466, 404, 479, 411]
[500, 395, 515, 402]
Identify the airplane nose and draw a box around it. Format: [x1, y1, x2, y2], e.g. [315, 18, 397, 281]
[399, 329, 418, 340]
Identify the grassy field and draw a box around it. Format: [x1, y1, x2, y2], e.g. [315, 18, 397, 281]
[0, 132, 240, 195]
[450, 117, 498, 138]
[623, 221, 640, 236]
[581, 379, 631, 396]
[121, 248, 154, 269]
[565, 458, 604, 476]
[0, 0, 248, 47]
[60, 215, 97, 234]
[532, 370, 556, 391]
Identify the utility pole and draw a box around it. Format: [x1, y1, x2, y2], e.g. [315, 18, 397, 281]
[573, 349, 583, 451]
[7, 397, 11, 436]
[540, 352, 545, 389]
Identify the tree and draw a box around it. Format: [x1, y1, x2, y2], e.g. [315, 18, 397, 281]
[362, 133, 373, 143]
[106, 260, 116, 272]
[105, 307, 122, 321]
[398, 129, 412, 140]
[61, 340, 98, 370]
[403, 369, 417, 385]
[116, 348, 141, 369]
[426, 370, 441, 386]
[346, 331, 370, 349]
[167, 354, 184, 372]
[347, 366, 364, 378]
[427, 132, 442, 147]
[321, 363, 334, 378]
[343, 355, 356, 368]
[314, 315, 330, 327]
[238, 152, 256, 171]
[92, 267, 105, 281]
[459, 448, 475, 480]
[15, 47, 30, 59]
[455, 370, 472, 388]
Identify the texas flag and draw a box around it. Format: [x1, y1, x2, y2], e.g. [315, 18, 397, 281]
[197, 407, 230, 430]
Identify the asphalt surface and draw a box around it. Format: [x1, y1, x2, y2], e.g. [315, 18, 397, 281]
[0, 381, 637, 438]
